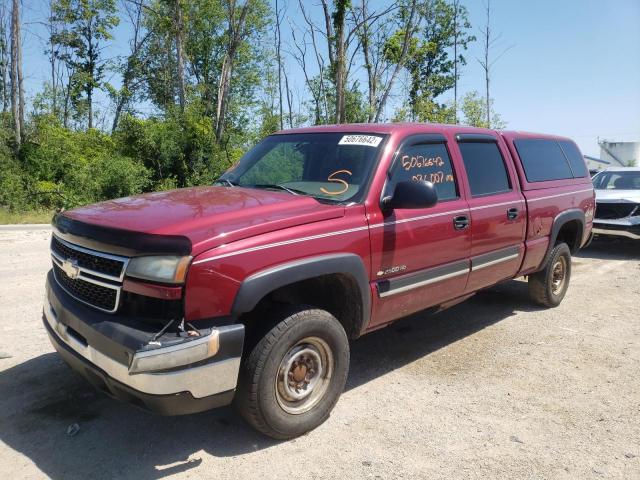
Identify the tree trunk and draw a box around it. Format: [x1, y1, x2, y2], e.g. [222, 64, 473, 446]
[283, 69, 293, 128]
[87, 24, 94, 130]
[374, 0, 417, 122]
[215, 56, 232, 141]
[0, 11, 8, 114]
[332, 0, 348, 124]
[87, 85, 93, 129]
[357, 0, 376, 122]
[10, 0, 21, 146]
[215, 2, 250, 143]
[484, 0, 491, 128]
[275, 0, 283, 130]
[175, 0, 186, 111]
[452, 0, 458, 124]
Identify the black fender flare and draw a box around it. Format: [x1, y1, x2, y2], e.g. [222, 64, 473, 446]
[231, 253, 371, 334]
[544, 209, 585, 262]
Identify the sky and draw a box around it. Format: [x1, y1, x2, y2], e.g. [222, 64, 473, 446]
[18, 0, 640, 157]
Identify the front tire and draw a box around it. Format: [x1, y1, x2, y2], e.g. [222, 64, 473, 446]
[528, 242, 572, 307]
[235, 306, 349, 439]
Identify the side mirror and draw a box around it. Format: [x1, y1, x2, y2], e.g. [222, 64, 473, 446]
[381, 180, 438, 211]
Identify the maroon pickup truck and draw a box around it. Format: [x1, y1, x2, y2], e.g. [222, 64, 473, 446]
[44, 123, 594, 439]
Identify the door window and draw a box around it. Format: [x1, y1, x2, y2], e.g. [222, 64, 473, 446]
[458, 141, 512, 196]
[387, 142, 458, 201]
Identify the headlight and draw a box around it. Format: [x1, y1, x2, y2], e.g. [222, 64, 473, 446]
[126, 256, 192, 284]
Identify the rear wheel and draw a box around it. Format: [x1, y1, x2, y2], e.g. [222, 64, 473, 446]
[528, 242, 572, 307]
[235, 306, 349, 439]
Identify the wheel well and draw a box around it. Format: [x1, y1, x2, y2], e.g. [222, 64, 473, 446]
[555, 219, 582, 253]
[239, 273, 364, 341]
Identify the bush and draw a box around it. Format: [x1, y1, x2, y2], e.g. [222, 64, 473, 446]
[0, 110, 253, 213]
[17, 116, 151, 209]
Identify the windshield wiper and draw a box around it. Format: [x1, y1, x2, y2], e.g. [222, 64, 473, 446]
[215, 178, 237, 187]
[249, 184, 306, 196]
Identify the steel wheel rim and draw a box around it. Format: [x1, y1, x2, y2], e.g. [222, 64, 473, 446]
[551, 256, 567, 295]
[275, 336, 334, 415]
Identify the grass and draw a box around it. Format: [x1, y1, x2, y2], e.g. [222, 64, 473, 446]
[0, 209, 53, 225]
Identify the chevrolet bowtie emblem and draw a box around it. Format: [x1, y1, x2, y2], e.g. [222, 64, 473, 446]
[61, 258, 80, 279]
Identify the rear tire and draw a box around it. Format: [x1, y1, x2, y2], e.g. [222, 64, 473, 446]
[528, 242, 571, 307]
[235, 306, 349, 439]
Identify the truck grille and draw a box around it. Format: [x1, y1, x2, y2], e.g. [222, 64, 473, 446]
[51, 235, 125, 278]
[53, 264, 119, 311]
[50, 235, 129, 313]
[595, 203, 638, 219]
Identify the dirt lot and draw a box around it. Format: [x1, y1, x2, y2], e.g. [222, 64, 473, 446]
[0, 227, 638, 480]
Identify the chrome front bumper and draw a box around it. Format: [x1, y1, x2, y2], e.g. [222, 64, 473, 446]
[593, 219, 640, 240]
[593, 227, 640, 240]
[45, 301, 241, 399]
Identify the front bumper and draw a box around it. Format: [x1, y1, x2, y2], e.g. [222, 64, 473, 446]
[593, 220, 640, 240]
[44, 272, 244, 415]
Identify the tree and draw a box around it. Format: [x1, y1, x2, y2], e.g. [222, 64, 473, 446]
[477, 0, 511, 128]
[451, 0, 473, 123]
[328, 0, 349, 123]
[174, 0, 186, 111]
[460, 90, 504, 129]
[375, 0, 417, 122]
[10, 0, 24, 145]
[398, 0, 473, 122]
[51, 0, 119, 129]
[111, 0, 151, 132]
[215, 0, 260, 142]
[0, 3, 9, 113]
[352, 0, 405, 122]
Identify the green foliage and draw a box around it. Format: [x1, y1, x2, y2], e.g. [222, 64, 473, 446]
[240, 143, 303, 186]
[9, 115, 150, 210]
[114, 107, 241, 189]
[51, 0, 120, 128]
[460, 90, 506, 129]
[387, 0, 474, 121]
[0, 0, 512, 217]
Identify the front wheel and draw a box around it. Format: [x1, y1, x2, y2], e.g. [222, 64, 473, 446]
[235, 307, 349, 439]
[528, 242, 572, 307]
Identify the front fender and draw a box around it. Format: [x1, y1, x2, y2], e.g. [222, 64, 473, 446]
[231, 253, 371, 332]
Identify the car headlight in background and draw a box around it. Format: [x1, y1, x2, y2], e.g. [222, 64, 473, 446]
[126, 256, 192, 284]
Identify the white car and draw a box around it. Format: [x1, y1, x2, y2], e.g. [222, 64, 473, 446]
[592, 167, 640, 239]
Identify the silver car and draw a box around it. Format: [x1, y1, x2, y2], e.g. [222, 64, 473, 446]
[592, 167, 640, 239]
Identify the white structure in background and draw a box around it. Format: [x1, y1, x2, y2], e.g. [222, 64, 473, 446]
[599, 141, 639, 168]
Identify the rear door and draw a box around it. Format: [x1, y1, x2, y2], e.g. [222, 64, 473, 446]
[454, 134, 526, 292]
[368, 134, 471, 327]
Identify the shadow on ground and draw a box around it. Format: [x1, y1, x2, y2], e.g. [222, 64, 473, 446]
[577, 237, 640, 261]
[0, 280, 538, 480]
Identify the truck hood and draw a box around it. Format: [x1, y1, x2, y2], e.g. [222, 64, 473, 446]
[63, 186, 345, 255]
[595, 189, 640, 203]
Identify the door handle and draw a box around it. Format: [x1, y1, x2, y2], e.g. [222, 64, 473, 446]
[453, 215, 469, 230]
[507, 207, 519, 220]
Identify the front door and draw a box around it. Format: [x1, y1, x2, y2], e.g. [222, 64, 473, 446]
[369, 134, 471, 327]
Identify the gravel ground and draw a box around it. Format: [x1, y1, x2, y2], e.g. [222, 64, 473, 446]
[0, 227, 638, 480]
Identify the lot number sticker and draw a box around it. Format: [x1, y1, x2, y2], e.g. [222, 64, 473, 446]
[338, 135, 383, 147]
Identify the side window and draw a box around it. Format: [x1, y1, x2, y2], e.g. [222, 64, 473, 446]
[458, 141, 511, 196]
[514, 139, 574, 182]
[388, 142, 458, 201]
[558, 140, 589, 178]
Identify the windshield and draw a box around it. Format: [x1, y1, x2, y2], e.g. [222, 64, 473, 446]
[218, 132, 386, 203]
[592, 170, 640, 190]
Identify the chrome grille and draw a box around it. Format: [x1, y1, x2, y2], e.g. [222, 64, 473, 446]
[50, 235, 129, 313]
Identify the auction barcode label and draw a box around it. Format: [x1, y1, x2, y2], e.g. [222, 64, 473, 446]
[338, 135, 383, 147]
